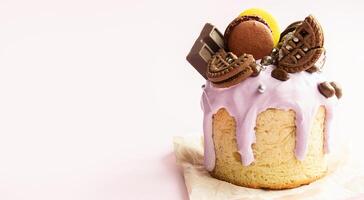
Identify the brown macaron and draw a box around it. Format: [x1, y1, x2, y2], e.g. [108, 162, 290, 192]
[225, 16, 274, 60]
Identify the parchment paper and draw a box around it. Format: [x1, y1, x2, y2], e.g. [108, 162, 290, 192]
[173, 136, 364, 200]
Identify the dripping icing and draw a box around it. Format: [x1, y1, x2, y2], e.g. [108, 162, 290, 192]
[201, 66, 338, 171]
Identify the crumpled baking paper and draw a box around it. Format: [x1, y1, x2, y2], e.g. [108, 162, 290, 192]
[173, 136, 364, 200]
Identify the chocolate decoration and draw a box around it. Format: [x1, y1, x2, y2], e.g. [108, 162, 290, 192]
[202, 24, 225, 52]
[271, 68, 290, 81]
[186, 42, 214, 79]
[306, 65, 319, 73]
[318, 82, 335, 98]
[279, 21, 302, 42]
[225, 16, 270, 38]
[207, 49, 255, 88]
[186, 23, 225, 79]
[330, 81, 342, 99]
[277, 15, 325, 73]
[224, 16, 274, 60]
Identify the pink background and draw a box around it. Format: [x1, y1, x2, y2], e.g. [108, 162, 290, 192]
[0, 0, 363, 199]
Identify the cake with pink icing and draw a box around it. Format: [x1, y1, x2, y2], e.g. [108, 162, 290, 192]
[186, 8, 342, 189]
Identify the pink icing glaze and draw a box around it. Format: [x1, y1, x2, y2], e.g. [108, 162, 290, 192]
[201, 65, 338, 171]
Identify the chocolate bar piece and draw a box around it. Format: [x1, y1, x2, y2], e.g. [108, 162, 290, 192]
[186, 23, 225, 79]
[200, 23, 225, 52]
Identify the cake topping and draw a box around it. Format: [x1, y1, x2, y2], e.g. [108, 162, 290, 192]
[271, 67, 290, 81]
[306, 65, 320, 73]
[207, 49, 255, 88]
[257, 84, 266, 93]
[318, 81, 343, 99]
[249, 62, 261, 77]
[261, 56, 274, 66]
[224, 16, 274, 59]
[186, 11, 342, 98]
[318, 82, 336, 98]
[239, 8, 281, 47]
[261, 47, 279, 67]
[186, 23, 225, 79]
[186, 9, 281, 84]
[279, 21, 302, 42]
[330, 82, 342, 99]
[272, 15, 325, 80]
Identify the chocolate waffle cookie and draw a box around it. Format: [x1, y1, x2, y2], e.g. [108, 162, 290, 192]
[207, 49, 256, 88]
[272, 15, 325, 81]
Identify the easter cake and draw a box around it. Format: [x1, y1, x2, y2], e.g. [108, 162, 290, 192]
[186, 8, 342, 189]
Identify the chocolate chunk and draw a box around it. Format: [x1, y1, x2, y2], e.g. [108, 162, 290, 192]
[207, 49, 254, 88]
[306, 65, 319, 73]
[330, 81, 342, 99]
[201, 24, 225, 52]
[186, 42, 214, 79]
[224, 16, 274, 60]
[186, 23, 225, 79]
[271, 68, 290, 81]
[277, 15, 325, 73]
[318, 82, 335, 98]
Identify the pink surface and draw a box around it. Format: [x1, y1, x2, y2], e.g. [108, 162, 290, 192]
[0, 139, 188, 200]
[348, 194, 364, 200]
[0, 0, 361, 199]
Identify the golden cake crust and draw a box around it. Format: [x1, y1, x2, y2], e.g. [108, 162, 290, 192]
[210, 107, 327, 189]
